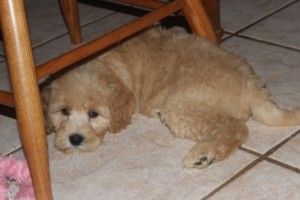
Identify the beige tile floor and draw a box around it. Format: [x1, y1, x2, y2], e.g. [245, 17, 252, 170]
[0, 0, 300, 199]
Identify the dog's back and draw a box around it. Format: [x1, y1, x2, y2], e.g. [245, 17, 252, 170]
[100, 28, 300, 126]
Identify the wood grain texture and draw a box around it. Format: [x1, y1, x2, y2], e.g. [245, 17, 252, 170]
[59, 0, 82, 44]
[0, 91, 14, 106]
[183, 0, 219, 43]
[0, 0, 53, 199]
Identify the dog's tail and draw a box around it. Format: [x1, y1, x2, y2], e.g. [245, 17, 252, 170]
[251, 97, 300, 127]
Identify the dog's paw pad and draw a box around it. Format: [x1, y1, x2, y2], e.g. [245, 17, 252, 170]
[182, 142, 219, 169]
[185, 155, 215, 169]
[195, 156, 215, 167]
[183, 149, 216, 169]
[193, 156, 208, 166]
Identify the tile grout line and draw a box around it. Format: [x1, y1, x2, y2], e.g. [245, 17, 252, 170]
[202, 128, 300, 199]
[31, 12, 117, 49]
[265, 157, 300, 173]
[0, 12, 118, 59]
[222, 30, 300, 53]
[201, 156, 265, 200]
[235, 34, 300, 52]
[242, 128, 300, 162]
[4, 146, 22, 156]
[235, 0, 298, 34]
[30, 0, 153, 50]
[221, 0, 299, 43]
[240, 147, 299, 174]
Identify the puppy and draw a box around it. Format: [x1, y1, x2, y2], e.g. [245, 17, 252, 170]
[42, 28, 300, 169]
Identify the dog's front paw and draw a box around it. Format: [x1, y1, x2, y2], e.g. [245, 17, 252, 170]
[183, 143, 216, 169]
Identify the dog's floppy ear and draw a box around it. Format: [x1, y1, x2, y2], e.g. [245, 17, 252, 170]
[40, 85, 55, 134]
[108, 84, 136, 133]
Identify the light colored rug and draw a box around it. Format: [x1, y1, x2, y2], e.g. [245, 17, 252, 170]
[6, 114, 300, 200]
[47, 114, 256, 200]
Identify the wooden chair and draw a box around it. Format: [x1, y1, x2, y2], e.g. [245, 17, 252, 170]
[0, 0, 220, 199]
[60, 0, 222, 45]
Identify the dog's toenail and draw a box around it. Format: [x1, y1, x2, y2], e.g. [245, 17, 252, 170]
[69, 134, 84, 146]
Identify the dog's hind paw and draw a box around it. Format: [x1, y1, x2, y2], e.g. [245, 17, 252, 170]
[183, 154, 215, 169]
[182, 143, 216, 169]
[193, 156, 215, 167]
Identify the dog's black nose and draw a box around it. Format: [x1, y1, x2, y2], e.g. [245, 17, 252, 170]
[69, 134, 84, 146]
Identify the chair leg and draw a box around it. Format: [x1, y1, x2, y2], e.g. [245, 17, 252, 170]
[59, 0, 83, 44]
[183, 0, 219, 44]
[0, 0, 53, 200]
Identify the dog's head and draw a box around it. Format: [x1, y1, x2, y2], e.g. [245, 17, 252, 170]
[41, 65, 135, 153]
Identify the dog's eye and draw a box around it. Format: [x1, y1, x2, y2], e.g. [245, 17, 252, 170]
[88, 110, 99, 118]
[61, 108, 70, 116]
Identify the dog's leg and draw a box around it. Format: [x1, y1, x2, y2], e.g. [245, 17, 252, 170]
[162, 111, 248, 169]
[182, 116, 248, 169]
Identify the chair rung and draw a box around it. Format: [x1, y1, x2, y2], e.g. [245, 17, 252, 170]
[115, 0, 185, 16]
[0, 91, 14, 106]
[36, 0, 184, 79]
[114, 0, 167, 10]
